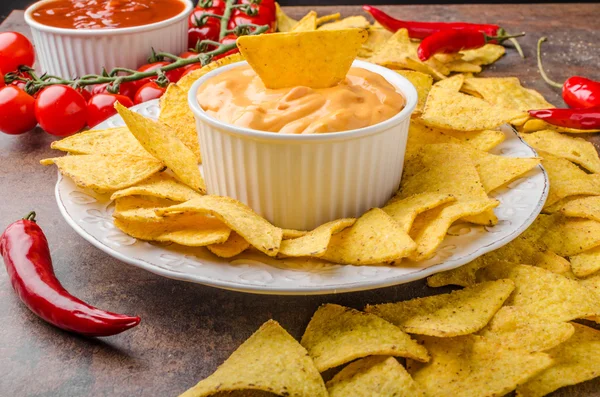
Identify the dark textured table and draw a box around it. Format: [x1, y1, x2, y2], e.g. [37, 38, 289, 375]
[1, 4, 600, 396]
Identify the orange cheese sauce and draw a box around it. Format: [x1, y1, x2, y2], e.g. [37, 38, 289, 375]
[31, 0, 186, 29]
[196, 65, 406, 134]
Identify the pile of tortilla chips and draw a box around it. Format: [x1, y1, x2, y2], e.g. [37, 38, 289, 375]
[179, 276, 600, 396]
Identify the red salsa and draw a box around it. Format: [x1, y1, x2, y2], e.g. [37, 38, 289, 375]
[31, 0, 187, 29]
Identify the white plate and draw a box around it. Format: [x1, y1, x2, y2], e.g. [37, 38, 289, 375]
[55, 99, 548, 295]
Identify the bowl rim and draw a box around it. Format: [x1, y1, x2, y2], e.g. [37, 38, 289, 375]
[188, 59, 418, 142]
[24, 0, 193, 36]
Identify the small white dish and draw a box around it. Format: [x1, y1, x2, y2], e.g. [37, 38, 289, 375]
[189, 60, 418, 230]
[24, 0, 193, 79]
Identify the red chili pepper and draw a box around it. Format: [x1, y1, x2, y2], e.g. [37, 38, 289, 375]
[536, 37, 600, 109]
[0, 212, 140, 337]
[362, 5, 524, 58]
[528, 107, 600, 130]
[417, 28, 524, 61]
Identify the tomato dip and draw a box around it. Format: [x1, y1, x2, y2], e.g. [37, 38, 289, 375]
[196, 65, 406, 134]
[31, 0, 186, 30]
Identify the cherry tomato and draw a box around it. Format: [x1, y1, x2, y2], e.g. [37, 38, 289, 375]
[181, 64, 203, 79]
[35, 85, 87, 136]
[137, 61, 185, 87]
[227, 0, 276, 32]
[91, 81, 139, 101]
[87, 93, 133, 128]
[0, 32, 35, 74]
[0, 86, 36, 135]
[78, 88, 92, 101]
[178, 51, 204, 72]
[188, 5, 224, 28]
[134, 81, 167, 104]
[188, 19, 221, 49]
[0, 71, 4, 88]
[213, 34, 239, 60]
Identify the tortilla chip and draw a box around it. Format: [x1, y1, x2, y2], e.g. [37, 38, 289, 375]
[440, 129, 505, 152]
[40, 154, 163, 193]
[326, 356, 421, 397]
[460, 44, 505, 65]
[316, 13, 341, 26]
[421, 85, 527, 131]
[116, 103, 205, 193]
[539, 213, 600, 256]
[395, 70, 433, 113]
[317, 15, 370, 30]
[159, 84, 202, 163]
[290, 10, 316, 32]
[177, 53, 245, 93]
[320, 208, 417, 265]
[462, 77, 554, 112]
[477, 262, 600, 321]
[404, 57, 448, 81]
[559, 195, 600, 223]
[111, 172, 203, 203]
[206, 232, 250, 258]
[366, 279, 514, 337]
[433, 73, 464, 91]
[445, 60, 482, 73]
[50, 127, 152, 158]
[156, 195, 282, 257]
[469, 149, 541, 193]
[384, 192, 456, 233]
[368, 29, 423, 72]
[542, 154, 600, 209]
[301, 304, 429, 372]
[282, 229, 308, 239]
[359, 27, 392, 58]
[520, 118, 600, 134]
[405, 121, 463, 158]
[522, 129, 600, 173]
[237, 29, 367, 89]
[279, 218, 355, 258]
[569, 246, 600, 279]
[275, 2, 297, 32]
[408, 334, 552, 397]
[180, 320, 327, 397]
[516, 323, 600, 397]
[113, 195, 176, 222]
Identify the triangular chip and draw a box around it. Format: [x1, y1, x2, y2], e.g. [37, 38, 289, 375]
[116, 103, 205, 193]
[279, 218, 355, 258]
[459, 44, 505, 65]
[559, 195, 600, 222]
[359, 26, 392, 58]
[366, 279, 514, 337]
[569, 246, 600, 278]
[539, 213, 600, 256]
[156, 195, 283, 256]
[206, 232, 250, 258]
[290, 10, 316, 32]
[433, 73, 464, 91]
[40, 154, 163, 193]
[462, 77, 554, 112]
[275, 2, 297, 32]
[395, 70, 433, 113]
[237, 29, 367, 89]
[421, 85, 527, 131]
[516, 323, 600, 397]
[111, 172, 202, 203]
[444, 59, 482, 73]
[316, 13, 341, 26]
[320, 208, 417, 265]
[469, 149, 541, 193]
[327, 356, 422, 397]
[317, 15, 370, 30]
[522, 129, 600, 173]
[177, 53, 245, 93]
[383, 192, 456, 233]
[520, 118, 600, 134]
[542, 154, 600, 209]
[477, 262, 600, 321]
[301, 304, 429, 372]
[159, 84, 202, 163]
[368, 29, 418, 70]
[405, 121, 463, 158]
[180, 320, 327, 397]
[440, 129, 505, 152]
[50, 127, 152, 158]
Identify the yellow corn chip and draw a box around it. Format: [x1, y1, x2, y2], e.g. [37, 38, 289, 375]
[569, 246, 600, 279]
[520, 118, 600, 134]
[113, 195, 176, 222]
[463, 77, 554, 112]
[421, 85, 527, 131]
[469, 149, 541, 193]
[459, 44, 505, 65]
[384, 192, 456, 232]
[206, 232, 250, 258]
[111, 172, 202, 203]
[440, 129, 505, 152]
[275, 2, 297, 32]
[176, 53, 245, 93]
[395, 70, 433, 113]
[279, 218, 355, 258]
[290, 10, 316, 32]
[405, 121, 463, 158]
[359, 27, 392, 58]
[50, 127, 152, 158]
[159, 84, 201, 163]
[559, 195, 600, 222]
[301, 304, 429, 372]
[180, 320, 327, 397]
[369, 29, 432, 76]
[539, 213, 600, 256]
[282, 229, 308, 239]
[40, 154, 163, 193]
[317, 15, 370, 30]
[237, 29, 367, 89]
[316, 13, 341, 26]
[327, 356, 422, 397]
[116, 103, 205, 193]
[522, 129, 600, 173]
[516, 323, 600, 397]
[156, 195, 282, 257]
[408, 334, 552, 397]
[366, 279, 514, 337]
[433, 73, 464, 91]
[542, 154, 600, 209]
[405, 57, 448, 80]
[320, 208, 417, 265]
[477, 262, 600, 321]
[445, 60, 482, 73]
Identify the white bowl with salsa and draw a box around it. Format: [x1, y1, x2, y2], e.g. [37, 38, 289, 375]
[189, 60, 418, 231]
[24, 0, 193, 79]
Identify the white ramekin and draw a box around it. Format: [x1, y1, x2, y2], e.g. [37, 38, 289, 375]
[24, 0, 193, 79]
[189, 60, 417, 230]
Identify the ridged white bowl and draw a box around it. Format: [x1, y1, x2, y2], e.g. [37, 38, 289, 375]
[189, 60, 417, 230]
[24, 0, 193, 79]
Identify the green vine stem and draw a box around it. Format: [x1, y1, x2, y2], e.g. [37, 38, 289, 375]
[220, 0, 236, 40]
